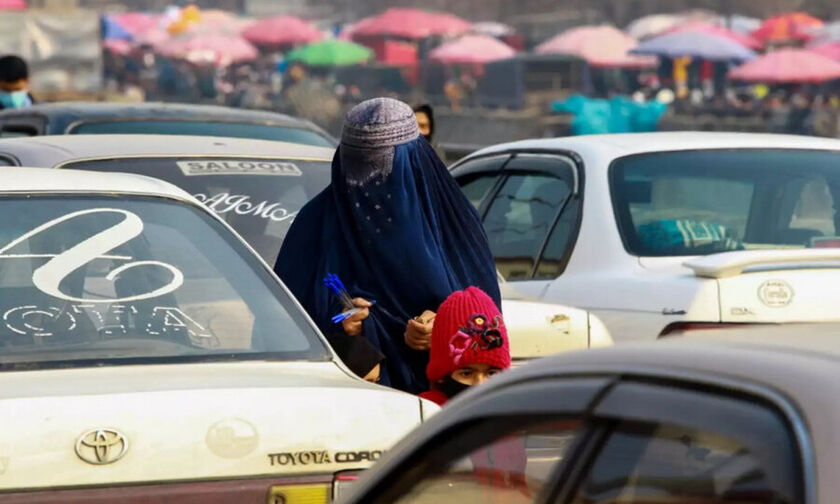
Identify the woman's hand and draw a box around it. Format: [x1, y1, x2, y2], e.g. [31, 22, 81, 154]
[404, 310, 435, 351]
[341, 298, 372, 336]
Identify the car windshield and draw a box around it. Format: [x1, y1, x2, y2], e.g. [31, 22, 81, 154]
[611, 149, 840, 257]
[69, 120, 335, 147]
[61, 157, 332, 265]
[0, 195, 329, 370]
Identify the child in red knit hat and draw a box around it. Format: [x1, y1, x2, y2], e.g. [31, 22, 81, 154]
[420, 286, 511, 406]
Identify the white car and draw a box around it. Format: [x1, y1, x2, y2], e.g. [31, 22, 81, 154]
[0, 135, 612, 358]
[0, 167, 433, 501]
[451, 132, 840, 340]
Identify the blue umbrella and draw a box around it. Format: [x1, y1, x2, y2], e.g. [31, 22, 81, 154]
[101, 15, 134, 41]
[631, 31, 756, 61]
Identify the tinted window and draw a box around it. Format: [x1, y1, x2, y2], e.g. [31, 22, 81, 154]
[535, 196, 581, 279]
[611, 149, 840, 256]
[390, 418, 580, 504]
[70, 120, 334, 147]
[460, 174, 499, 209]
[571, 420, 800, 504]
[485, 172, 572, 280]
[0, 195, 327, 370]
[62, 157, 331, 265]
[454, 155, 509, 209]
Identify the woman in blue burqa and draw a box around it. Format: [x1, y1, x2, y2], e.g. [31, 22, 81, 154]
[275, 98, 500, 394]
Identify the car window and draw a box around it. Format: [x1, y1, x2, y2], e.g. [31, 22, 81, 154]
[69, 120, 335, 147]
[569, 420, 800, 504]
[535, 195, 581, 279]
[389, 418, 581, 504]
[1, 125, 37, 137]
[454, 155, 509, 210]
[484, 170, 573, 280]
[0, 195, 328, 371]
[60, 157, 332, 266]
[611, 149, 840, 256]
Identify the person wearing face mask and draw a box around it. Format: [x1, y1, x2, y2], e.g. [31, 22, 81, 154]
[0, 55, 34, 110]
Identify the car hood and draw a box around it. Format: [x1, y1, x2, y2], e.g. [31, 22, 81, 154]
[0, 361, 426, 490]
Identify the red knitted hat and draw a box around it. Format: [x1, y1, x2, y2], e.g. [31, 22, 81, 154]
[427, 287, 511, 383]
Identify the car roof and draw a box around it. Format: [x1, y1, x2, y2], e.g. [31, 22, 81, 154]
[0, 101, 320, 128]
[0, 134, 335, 168]
[459, 132, 840, 165]
[0, 166, 194, 201]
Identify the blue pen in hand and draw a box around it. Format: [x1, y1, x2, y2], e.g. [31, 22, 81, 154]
[324, 274, 375, 324]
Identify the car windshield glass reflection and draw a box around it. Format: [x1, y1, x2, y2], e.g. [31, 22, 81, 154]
[0, 195, 327, 370]
[70, 120, 334, 147]
[63, 158, 332, 265]
[612, 149, 840, 256]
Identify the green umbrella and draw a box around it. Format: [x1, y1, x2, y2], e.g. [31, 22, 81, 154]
[286, 39, 373, 66]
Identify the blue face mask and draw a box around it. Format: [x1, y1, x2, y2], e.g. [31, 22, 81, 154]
[0, 90, 30, 109]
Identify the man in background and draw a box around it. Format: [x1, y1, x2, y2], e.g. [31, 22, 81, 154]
[0, 55, 34, 110]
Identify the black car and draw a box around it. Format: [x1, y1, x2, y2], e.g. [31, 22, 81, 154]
[0, 102, 336, 147]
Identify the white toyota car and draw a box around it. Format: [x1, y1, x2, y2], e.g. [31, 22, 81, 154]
[0, 168, 433, 502]
[451, 132, 840, 340]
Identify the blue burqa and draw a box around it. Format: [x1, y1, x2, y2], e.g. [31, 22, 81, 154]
[275, 138, 501, 393]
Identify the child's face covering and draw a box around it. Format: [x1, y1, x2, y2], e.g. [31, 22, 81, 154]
[450, 363, 502, 386]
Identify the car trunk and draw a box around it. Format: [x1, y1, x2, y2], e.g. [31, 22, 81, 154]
[0, 361, 422, 492]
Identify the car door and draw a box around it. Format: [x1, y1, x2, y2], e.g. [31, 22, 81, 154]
[345, 376, 612, 504]
[454, 152, 582, 297]
[550, 379, 807, 504]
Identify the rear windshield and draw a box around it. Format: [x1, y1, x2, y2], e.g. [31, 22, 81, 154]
[69, 120, 335, 147]
[0, 195, 328, 370]
[62, 157, 332, 265]
[611, 149, 840, 256]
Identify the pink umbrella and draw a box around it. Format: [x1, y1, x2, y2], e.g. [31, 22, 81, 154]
[0, 0, 25, 9]
[667, 22, 761, 49]
[111, 12, 162, 37]
[242, 16, 323, 47]
[161, 34, 258, 67]
[429, 34, 515, 64]
[808, 42, 840, 61]
[352, 8, 471, 39]
[729, 48, 840, 83]
[103, 39, 133, 55]
[536, 25, 656, 69]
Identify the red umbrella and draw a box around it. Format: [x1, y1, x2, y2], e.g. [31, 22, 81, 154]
[160, 33, 258, 66]
[751, 12, 823, 45]
[729, 48, 840, 83]
[429, 34, 515, 64]
[536, 25, 656, 69]
[352, 8, 471, 39]
[242, 16, 323, 47]
[667, 22, 761, 49]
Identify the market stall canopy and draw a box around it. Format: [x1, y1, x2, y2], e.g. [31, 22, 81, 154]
[286, 39, 373, 66]
[809, 41, 840, 60]
[667, 21, 761, 49]
[631, 30, 757, 61]
[102, 15, 134, 41]
[351, 8, 471, 39]
[110, 12, 162, 37]
[429, 34, 515, 64]
[729, 48, 840, 83]
[536, 25, 656, 69]
[626, 10, 717, 40]
[242, 16, 322, 47]
[159, 33, 258, 66]
[751, 12, 823, 45]
[0, 0, 26, 9]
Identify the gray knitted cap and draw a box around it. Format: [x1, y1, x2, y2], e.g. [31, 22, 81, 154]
[340, 97, 420, 187]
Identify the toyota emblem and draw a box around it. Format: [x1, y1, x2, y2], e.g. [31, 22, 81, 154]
[75, 429, 129, 465]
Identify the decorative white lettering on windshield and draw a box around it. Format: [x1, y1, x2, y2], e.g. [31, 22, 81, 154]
[194, 193, 298, 223]
[2, 303, 214, 346]
[0, 208, 184, 303]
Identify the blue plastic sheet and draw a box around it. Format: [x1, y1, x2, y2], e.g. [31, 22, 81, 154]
[552, 94, 667, 135]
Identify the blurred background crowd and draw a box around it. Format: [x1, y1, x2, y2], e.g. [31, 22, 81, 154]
[7, 0, 840, 159]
